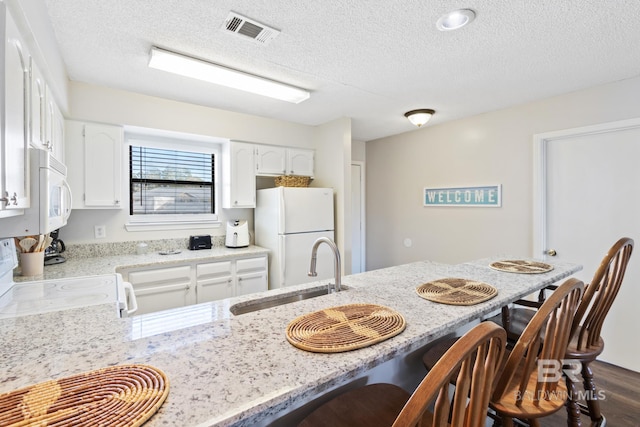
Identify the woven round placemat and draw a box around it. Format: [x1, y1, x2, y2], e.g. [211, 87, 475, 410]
[416, 277, 498, 306]
[489, 259, 554, 274]
[0, 364, 169, 427]
[286, 303, 406, 353]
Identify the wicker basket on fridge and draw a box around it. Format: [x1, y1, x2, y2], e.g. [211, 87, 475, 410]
[274, 175, 310, 187]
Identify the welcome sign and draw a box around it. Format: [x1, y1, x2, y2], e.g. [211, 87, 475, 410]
[424, 185, 501, 207]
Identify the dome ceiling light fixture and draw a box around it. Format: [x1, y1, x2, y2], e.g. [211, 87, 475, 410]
[404, 109, 435, 128]
[436, 9, 476, 31]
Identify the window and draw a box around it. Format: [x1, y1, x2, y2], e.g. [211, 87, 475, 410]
[130, 146, 214, 215]
[126, 131, 221, 229]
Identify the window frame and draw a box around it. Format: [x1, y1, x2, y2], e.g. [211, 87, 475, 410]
[124, 131, 222, 231]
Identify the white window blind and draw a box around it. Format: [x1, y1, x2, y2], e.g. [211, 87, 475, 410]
[130, 146, 214, 215]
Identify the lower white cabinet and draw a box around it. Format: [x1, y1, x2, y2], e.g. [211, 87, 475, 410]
[235, 257, 269, 296]
[126, 265, 194, 315]
[196, 260, 234, 303]
[119, 254, 268, 314]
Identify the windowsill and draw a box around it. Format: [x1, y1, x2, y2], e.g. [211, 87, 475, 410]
[125, 220, 221, 232]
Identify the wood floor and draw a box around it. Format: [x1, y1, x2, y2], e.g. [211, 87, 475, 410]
[540, 360, 640, 426]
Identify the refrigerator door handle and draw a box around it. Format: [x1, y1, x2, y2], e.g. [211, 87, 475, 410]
[278, 235, 286, 287]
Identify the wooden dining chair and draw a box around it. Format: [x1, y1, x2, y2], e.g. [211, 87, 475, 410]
[297, 321, 507, 427]
[490, 237, 634, 425]
[423, 277, 584, 426]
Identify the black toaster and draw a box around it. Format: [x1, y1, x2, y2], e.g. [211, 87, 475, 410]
[189, 235, 212, 250]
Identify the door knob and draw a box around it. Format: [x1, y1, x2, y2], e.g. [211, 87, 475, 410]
[547, 249, 557, 256]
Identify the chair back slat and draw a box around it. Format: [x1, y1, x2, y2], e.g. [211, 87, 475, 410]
[392, 321, 507, 427]
[574, 238, 633, 350]
[492, 278, 583, 407]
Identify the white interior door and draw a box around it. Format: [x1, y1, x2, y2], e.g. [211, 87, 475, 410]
[351, 162, 365, 274]
[534, 118, 640, 372]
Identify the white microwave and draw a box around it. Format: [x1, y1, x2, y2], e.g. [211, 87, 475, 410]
[0, 149, 72, 238]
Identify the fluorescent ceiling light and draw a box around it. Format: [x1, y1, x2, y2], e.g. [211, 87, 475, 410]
[148, 47, 310, 104]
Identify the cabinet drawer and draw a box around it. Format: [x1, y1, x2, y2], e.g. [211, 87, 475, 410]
[197, 261, 232, 278]
[236, 257, 267, 274]
[128, 265, 191, 286]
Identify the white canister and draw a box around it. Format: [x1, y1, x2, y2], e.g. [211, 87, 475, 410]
[136, 242, 148, 255]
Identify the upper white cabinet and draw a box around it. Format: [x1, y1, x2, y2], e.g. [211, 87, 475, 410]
[286, 148, 314, 177]
[1, 7, 29, 216]
[222, 141, 256, 208]
[65, 121, 123, 209]
[29, 50, 65, 164]
[255, 145, 314, 177]
[255, 145, 286, 175]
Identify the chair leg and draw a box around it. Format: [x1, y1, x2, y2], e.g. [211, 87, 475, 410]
[581, 361, 603, 423]
[565, 372, 582, 427]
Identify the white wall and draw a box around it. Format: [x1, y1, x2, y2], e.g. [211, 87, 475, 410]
[366, 76, 640, 270]
[62, 82, 352, 247]
[313, 118, 352, 274]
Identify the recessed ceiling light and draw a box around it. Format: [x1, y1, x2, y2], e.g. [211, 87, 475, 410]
[436, 9, 476, 31]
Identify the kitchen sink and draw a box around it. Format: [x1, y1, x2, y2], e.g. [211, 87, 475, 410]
[230, 286, 345, 315]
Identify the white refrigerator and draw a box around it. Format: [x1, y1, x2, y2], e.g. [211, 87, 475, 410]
[255, 187, 335, 289]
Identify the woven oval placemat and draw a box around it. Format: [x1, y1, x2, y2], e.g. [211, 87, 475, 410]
[416, 277, 498, 306]
[286, 303, 406, 353]
[0, 364, 169, 427]
[489, 259, 554, 274]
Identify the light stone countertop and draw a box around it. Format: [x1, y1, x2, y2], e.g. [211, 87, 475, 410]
[0, 256, 581, 426]
[13, 245, 270, 281]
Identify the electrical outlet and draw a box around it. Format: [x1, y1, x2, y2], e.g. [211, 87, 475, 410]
[94, 225, 106, 239]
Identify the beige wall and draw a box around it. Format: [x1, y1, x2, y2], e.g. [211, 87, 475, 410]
[313, 118, 352, 274]
[366, 76, 640, 269]
[63, 82, 352, 249]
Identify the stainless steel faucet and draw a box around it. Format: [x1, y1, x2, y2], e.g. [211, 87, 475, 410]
[308, 237, 341, 293]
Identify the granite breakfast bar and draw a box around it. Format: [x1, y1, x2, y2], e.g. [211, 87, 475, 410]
[0, 257, 581, 426]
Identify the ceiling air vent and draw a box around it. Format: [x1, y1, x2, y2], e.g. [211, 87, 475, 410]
[223, 12, 280, 45]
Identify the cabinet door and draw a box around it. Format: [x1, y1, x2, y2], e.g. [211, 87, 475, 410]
[287, 148, 314, 177]
[255, 145, 286, 176]
[29, 58, 46, 149]
[127, 265, 193, 315]
[236, 256, 268, 296]
[83, 123, 123, 208]
[50, 102, 65, 162]
[196, 261, 234, 303]
[2, 11, 29, 212]
[236, 271, 268, 296]
[226, 141, 255, 208]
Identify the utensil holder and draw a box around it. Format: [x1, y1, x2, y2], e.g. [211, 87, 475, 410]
[20, 251, 45, 276]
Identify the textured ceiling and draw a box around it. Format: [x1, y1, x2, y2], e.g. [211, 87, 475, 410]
[42, 0, 640, 141]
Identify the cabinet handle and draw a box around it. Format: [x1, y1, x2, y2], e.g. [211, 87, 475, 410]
[10, 193, 18, 205]
[0, 192, 8, 206]
[114, 200, 120, 205]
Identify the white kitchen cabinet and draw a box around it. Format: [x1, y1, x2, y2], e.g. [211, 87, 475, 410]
[196, 260, 234, 303]
[45, 86, 65, 162]
[235, 256, 268, 296]
[65, 121, 123, 209]
[29, 59, 65, 161]
[255, 145, 315, 177]
[118, 254, 268, 314]
[28, 58, 46, 149]
[222, 141, 256, 208]
[1, 7, 29, 217]
[255, 145, 286, 175]
[287, 148, 314, 177]
[125, 265, 195, 315]
[197, 255, 268, 302]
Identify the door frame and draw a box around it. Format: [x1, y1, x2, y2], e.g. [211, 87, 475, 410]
[351, 161, 366, 273]
[532, 117, 640, 258]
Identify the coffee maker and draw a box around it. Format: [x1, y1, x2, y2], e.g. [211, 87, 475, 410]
[44, 229, 66, 265]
